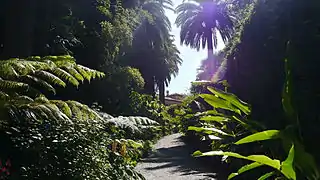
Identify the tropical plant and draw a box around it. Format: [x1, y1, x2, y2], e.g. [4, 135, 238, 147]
[155, 37, 182, 103]
[188, 67, 320, 179]
[0, 55, 104, 121]
[0, 55, 161, 179]
[124, 0, 182, 102]
[175, 0, 234, 73]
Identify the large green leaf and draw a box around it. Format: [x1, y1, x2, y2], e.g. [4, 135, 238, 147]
[282, 58, 295, 119]
[200, 94, 241, 114]
[193, 150, 281, 170]
[200, 116, 229, 123]
[235, 130, 281, 145]
[281, 144, 296, 180]
[195, 109, 223, 116]
[188, 126, 233, 136]
[207, 87, 250, 115]
[293, 141, 320, 180]
[228, 162, 263, 179]
[258, 171, 275, 180]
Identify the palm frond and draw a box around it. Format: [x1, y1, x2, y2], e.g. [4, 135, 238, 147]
[176, 1, 235, 50]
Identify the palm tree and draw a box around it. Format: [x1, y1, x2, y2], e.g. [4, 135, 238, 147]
[126, 0, 182, 103]
[175, 0, 234, 73]
[155, 37, 182, 103]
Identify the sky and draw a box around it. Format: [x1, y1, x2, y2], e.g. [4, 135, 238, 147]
[166, 0, 225, 94]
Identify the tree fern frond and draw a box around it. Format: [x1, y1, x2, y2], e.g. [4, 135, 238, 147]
[105, 116, 159, 133]
[65, 100, 102, 120]
[51, 100, 73, 118]
[97, 111, 114, 119]
[34, 71, 66, 87]
[34, 95, 50, 103]
[0, 91, 10, 100]
[11, 94, 34, 104]
[65, 101, 83, 119]
[75, 66, 92, 82]
[0, 79, 29, 92]
[0, 56, 104, 89]
[44, 103, 71, 121]
[21, 75, 56, 94]
[7, 99, 102, 122]
[63, 66, 84, 82]
[51, 68, 80, 87]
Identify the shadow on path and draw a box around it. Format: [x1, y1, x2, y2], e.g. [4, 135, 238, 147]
[135, 134, 228, 180]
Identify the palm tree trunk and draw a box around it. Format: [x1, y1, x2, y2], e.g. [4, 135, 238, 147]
[206, 29, 215, 76]
[158, 80, 165, 104]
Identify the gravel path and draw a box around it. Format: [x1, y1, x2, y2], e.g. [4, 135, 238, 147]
[135, 133, 227, 180]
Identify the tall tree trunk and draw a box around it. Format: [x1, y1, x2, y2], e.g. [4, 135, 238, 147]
[2, 0, 37, 59]
[144, 76, 155, 96]
[158, 80, 165, 104]
[206, 29, 215, 77]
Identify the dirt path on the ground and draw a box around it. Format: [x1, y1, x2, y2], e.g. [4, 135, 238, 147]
[135, 133, 226, 180]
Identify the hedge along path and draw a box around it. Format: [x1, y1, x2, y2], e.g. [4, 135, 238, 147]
[135, 133, 227, 180]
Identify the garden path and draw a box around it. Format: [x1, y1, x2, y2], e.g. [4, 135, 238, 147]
[135, 133, 227, 180]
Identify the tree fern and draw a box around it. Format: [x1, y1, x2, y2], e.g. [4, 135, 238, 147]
[0, 55, 105, 122]
[104, 114, 160, 133]
[0, 55, 105, 97]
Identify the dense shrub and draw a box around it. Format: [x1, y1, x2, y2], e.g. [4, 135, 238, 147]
[0, 110, 159, 179]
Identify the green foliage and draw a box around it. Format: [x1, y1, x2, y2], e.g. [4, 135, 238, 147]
[91, 66, 145, 115]
[0, 55, 104, 96]
[0, 55, 160, 179]
[0, 109, 157, 179]
[187, 84, 320, 180]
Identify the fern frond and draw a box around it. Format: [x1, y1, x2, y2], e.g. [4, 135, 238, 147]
[34, 96, 50, 103]
[51, 100, 73, 118]
[75, 66, 92, 82]
[0, 91, 10, 100]
[105, 116, 159, 133]
[10, 94, 34, 103]
[63, 66, 84, 82]
[0, 79, 29, 92]
[0, 55, 105, 96]
[21, 75, 56, 94]
[35, 70, 66, 87]
[66, 100, 102, 120]
[51, 68, 80, 87]
[7, 99, 102, 122]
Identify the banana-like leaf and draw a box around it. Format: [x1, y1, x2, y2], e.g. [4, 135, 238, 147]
[235, 130, 281, 145]
[282, 58, 295, 119]
[200, 94, 241, 114]
[228, 162, 263, 179]
[281, 145, 296, 180]
[293, 141, 320, 180]
[188, 126, 233, 136]
[258, 171, 276, 180]
[195, 109, 223, 116]
[200, 116, 229, 123]
[207, 87, 250, 115]
[207, 135, 222, 140]
[193, 150, 281, 170]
